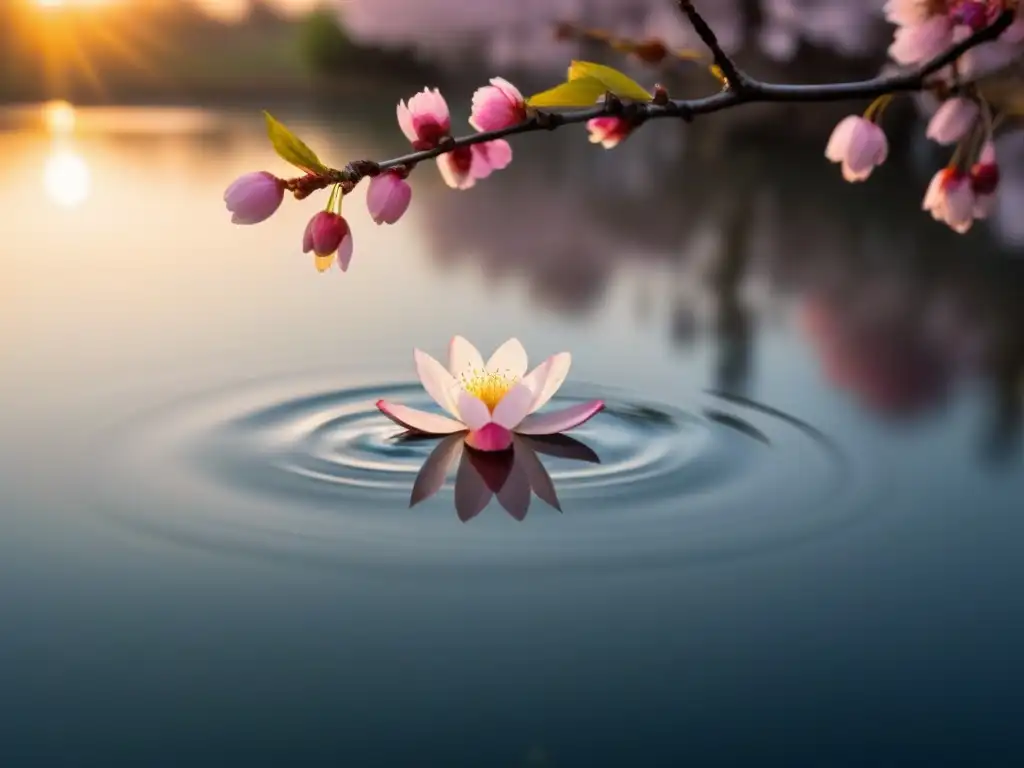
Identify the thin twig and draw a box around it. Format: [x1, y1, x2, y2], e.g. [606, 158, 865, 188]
[288, 9, 1015, 196]
[676, 0, 746, 90]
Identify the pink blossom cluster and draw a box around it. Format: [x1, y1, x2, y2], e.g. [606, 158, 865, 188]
[223, 76, 637, 271]
[826, 0, 1020, 234]
[887, 0, 1024, 74]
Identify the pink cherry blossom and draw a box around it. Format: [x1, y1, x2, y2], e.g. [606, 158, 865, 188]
[825, 115, 889, 182]
[470, 140, 513, 179]
[470, 78, 528, 132]
[587, 117, 633, 149]
[397, 88, 451, 151]
[883, 0, 933, 27]
[889, 15, 955, 65]
[951, 0, 992, 31]
[223, 171, 284, 225]
[923, 168, 976, 233]
[436, 146, 476, 190]
[376, 336, 604, 452]
[366, 171, 412, 225]
[302, 211, 354, 271]
[970, 141, 1000, 218]
[436, 141, 513, 190]
[926, 97, 980, 146]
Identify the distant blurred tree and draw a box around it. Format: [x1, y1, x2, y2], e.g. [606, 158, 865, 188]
[298, 7, 427, 78]
[300, 8, 353, 73]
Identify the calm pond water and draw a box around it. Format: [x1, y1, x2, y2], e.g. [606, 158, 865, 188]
[2, 99, 1024, 766]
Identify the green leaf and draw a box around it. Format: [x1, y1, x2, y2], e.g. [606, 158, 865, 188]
[525, 77, 610, 108]
[263, 111, 326, 174]
[567, 61, 652, 101]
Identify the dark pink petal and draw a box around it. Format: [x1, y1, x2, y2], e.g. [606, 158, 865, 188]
[465, 423, 513, 452]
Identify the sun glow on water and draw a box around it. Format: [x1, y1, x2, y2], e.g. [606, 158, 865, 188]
[44, 149, 92, 208]
[44, 100, 77, 135]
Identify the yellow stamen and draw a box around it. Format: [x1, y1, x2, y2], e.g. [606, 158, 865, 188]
[460, 368, 517, 412]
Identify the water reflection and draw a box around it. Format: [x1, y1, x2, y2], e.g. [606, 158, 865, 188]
[406, 432, 600, 522]
[2, 102, 1022, 466]
[40, 100, 91, 208]
[43, 148, 90, 207]
[413, 123, 1024, 450]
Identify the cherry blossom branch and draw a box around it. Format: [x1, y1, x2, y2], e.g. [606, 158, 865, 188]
[288, 6, 1015, 199]
[222, 2, 1021, 262]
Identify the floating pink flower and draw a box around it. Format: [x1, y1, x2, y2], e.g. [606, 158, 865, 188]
[926, 97, 980, 146]
[587, 117, 633, 149]
[377, 336, 605, 452]
[923, 167, 976, 233]
[397, 88, 451, 151]
[223, 171, 284, 225]
[470, 78, 528, 132]
[825, 115, 889, 182]
[302, 211, 354, 271]
[366, 171, 412, 225]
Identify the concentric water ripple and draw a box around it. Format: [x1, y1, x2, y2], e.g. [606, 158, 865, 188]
[89, 374, 880, 571]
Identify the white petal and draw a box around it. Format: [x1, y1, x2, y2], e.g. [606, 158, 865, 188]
[377, 400, 465, 434]
[515, 400, 605, 435]
[491, 383, 534, 429]
[456, 391, 491, 431]
[396, 101, 417, 144]
[449, 335, 484, 375]
[841, 161, 872, 183]
[414, 349, 460, 417]
[922, 171, 944, 212]
[485, 338, 528, 378]
[520, 352, 572, 414]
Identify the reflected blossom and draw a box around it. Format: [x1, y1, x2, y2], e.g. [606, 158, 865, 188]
[406, 431, 599, 522]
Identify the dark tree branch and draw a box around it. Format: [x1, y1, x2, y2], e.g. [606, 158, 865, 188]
[287, 8, 1016, 197]
[676, 0, 746, 90]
